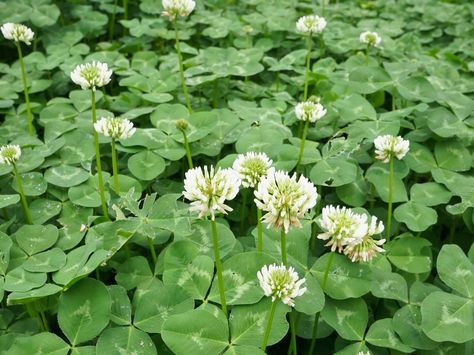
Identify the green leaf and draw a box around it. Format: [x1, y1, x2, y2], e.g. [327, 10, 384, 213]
[366, 318, 414, 353]
[14, 224, 59, 256]
[45, 165, 90, 188]
[127, 150, 166, 181]
[366, 163, 408, 203]
[421, 291, 474, 343]
[294, 271, 325, 315]
[321, 297, 368, 341]
[22, 248, 66, 273]
[387, 237, 432, 274]
[425, 107, 464, 138]
[58, 278, 111, 346]
[410, 183, 452, 207]
[11, 172, 47, 197]
[30, 199, 62, 225]
[310, 157, 358, 187]
[404, 142, 437, 174]
[115, 256, 154, 290]
[434, 140, 471, 172]
[162, 307, 229, 355]
[393, 304, 437, 350]
[5, 332, 69, 355]
[4, 267, 47, 292]
[0, 194, 20, 209]
[7, 283, 62, 304]
[437, 244, 474, 298]
[394, 202, 438, 232]
[370, 268, 408, 302]
[96, 326, 157, 355]
[108, 285, 132, 326]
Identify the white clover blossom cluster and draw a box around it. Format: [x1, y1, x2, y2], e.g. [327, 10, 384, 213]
[254, 170, 318, 233]
[0, 145, 21, 165]
[1, 23, 34, 45]
[296, 15, 326, 34]
[70, 61, 113, 91]
[374, 135, 410, 163]
[359, 31, 382, 47]
[232, 152, 273, 188]
[318, 205, 385, 262]
[94, 117, 136, 140]
[162, 0, 196, 20]
[257, 264, 306, 307]
[183, 166, 241, 220]
[295, 100, 327, 123]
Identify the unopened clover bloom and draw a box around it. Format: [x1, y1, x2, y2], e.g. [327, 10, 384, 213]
[359, 31, 382, 47]
[162, 0, 196, 20]
[70, 61, 113, 91]
[183, 166, 241, 220]
[317, 205, 367, 252]
[257, 264, 306, 307]
[254, 170, 318, 233]
[0, 145, 21, 165]
[232, 152, 273, 188]
[296, 15, 326, 34]
[344, 215, 385, 262]
[295, 99, 327, 123]
[94, 117, 136, 140]
[1, 23, 34, 45]
[374, 135, 410, 163]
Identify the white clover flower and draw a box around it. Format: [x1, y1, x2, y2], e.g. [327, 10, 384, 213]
[344, 215, 385, 263]
[183, 166, 241, 220]
[374, 135, 410, 163]
[296, 15, 326, 34]
[232, 152, 273, 188]
[317, 205, 368, 252]
[295, 100, 327, 123]
[94, 117, 136, 140]
[0, 145, 21, 165]
[257, 264, 306, 307]
[359, 31, 382, 47]
[162, 0, 196, 20]
[254, 170, 318, 233]
[70, 61, 113, 91]
[1, 23, 34, 45]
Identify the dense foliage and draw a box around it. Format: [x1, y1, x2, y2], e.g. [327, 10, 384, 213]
[0, 0, 474, 354]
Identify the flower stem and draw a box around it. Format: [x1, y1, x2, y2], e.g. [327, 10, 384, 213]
[295, 119, 310, 172]
[181, 129, 193, 168]
[108, 0, 118, 40]
[91, 90, 109, 220]
[211, 219, 228, 316]
[173, 19, 192, 113]
[257, 207, 263, 252]
[13, 163, 32, 224]
[387, 158, 394, 241]
[25, 302, 45, 332]
[148, 237, 157, 265]
[308, 252, 334, 355]
[289, 311, 298, 355]
[281, 229, 287, 266]
[240, 189, 248, 234]
[321, 0, 326, 17]
[111, 139, 120, 193]
[261, 300, 277, 351]
[365, 44, 370, 65]
[303, 33, 313, 101]
[16, 43, 33, 136]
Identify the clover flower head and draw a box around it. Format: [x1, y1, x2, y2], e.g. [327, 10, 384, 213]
[0, 145, 21, 165]
[344, 215, 385, 262]
[295, 100, 327, 123]
[1, 23, 34, 45]
[374, 135, 410, 163]
[176, 118, 189, 131]
[359, 31, 382, 47]
[232, 152, 273, 188]
[162, 0, 196, 20]
[317, 205, 368, 252]
[254, 170, 318, 233]
[183, 165, 241, 220]
[257, 264, 306, 307]
[70, 61, 113, 91]
[242, 25, 254, 35]
[296, 15, 326, 34]
[94, 117, 136, 140]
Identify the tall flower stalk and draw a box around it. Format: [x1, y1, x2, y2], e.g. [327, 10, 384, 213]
[71, 61, 113, 219]
[1, 23, 35, 135]
[0, 145, 32, 224]
[176, 119, 193, 168]
[373, 135, 409, 241]
[360, 31, 382, 65]
[173, 20, 192, 112]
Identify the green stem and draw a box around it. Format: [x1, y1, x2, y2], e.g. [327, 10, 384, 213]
[181, 130, 193, 168]
[109, 0, 118, 40]
[319, 33, 325, 59]
[39, 309, 50, 332]
[91, 90, 109, 220]
[111, 139, 120, 193]
[308, 252, 334, 355]
[13, 164, 32, 224]
[16, 43, 33, 135]
[211, 219, 228, 316]
[240, 189, 248, 234]
[387, 158, 393, 241]
[321, 0, 326, 17]
[281, 229, 287, 266]
[303, 34, 313, 101]
[365, 44, 370, 65]
[257, 208, 263, 252]
[289, 311, 298, 355]
[261, 300, 277, 351]
[295, 119, 310, 172]
[148, 237, 157, 265]
[173, 19, 192, 113]
[122, 0, 128, 20]
[25, 302, 44, 331]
